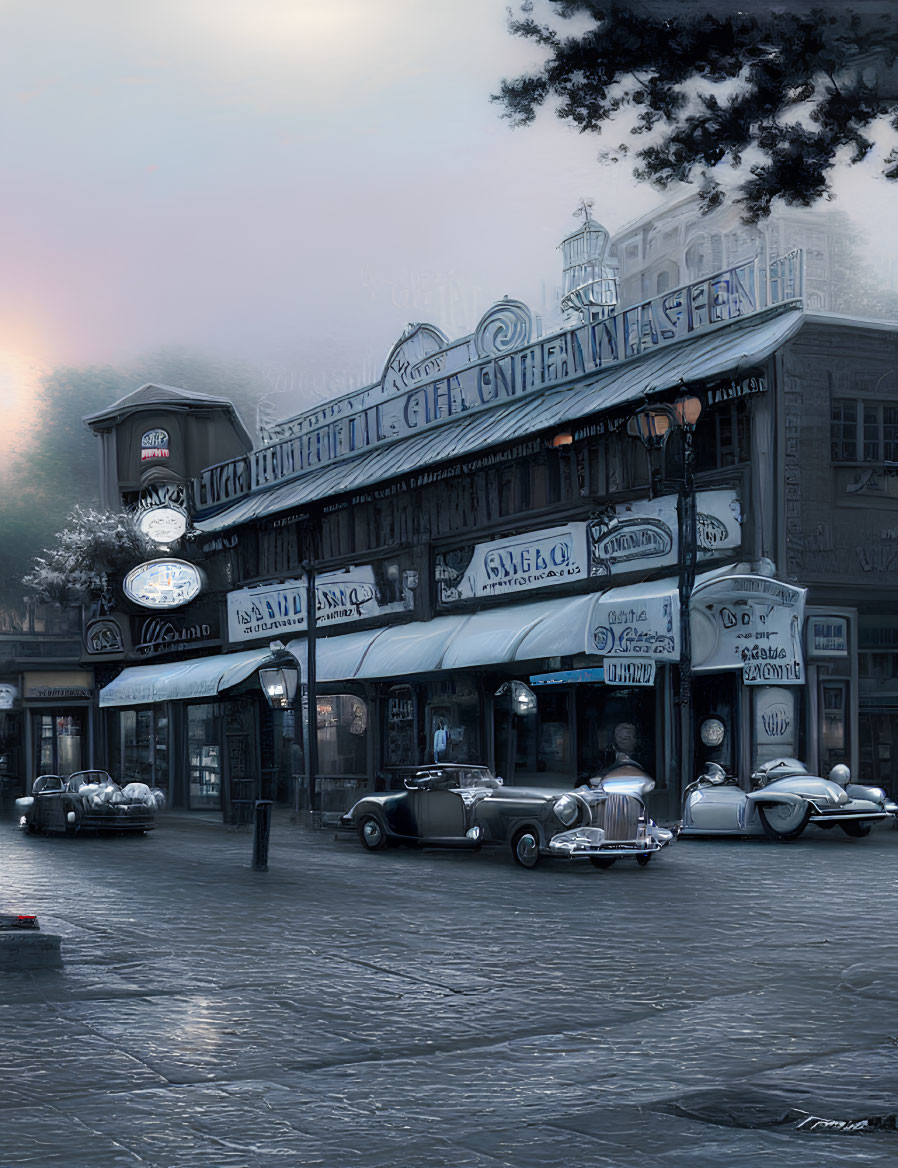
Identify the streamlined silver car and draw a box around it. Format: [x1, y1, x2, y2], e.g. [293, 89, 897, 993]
[340, 762, 674, 868]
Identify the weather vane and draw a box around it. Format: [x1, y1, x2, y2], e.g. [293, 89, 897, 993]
[574, 197, 595, 222]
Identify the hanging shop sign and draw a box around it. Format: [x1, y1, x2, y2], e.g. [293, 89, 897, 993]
[591, 594, 679, 661]
[587, 489, 740, 579]
[603, 658, 657, 687]
[0, 683, 18, 709]
[691, 576, 806, 685]
[140, 428, 170, 462]
[226, 564, 415, 643]
[123, 559, 203, 609]
[529, 668, 605, 686]
[806, 614, 849, 658]
[23, 670, 93, 700]
[436, 525, 588, 603]
[136, 506, 188, 544]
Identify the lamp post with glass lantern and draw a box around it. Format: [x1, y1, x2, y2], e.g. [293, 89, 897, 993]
[258, 654, 299, 870]
[628, 394, 703, 798]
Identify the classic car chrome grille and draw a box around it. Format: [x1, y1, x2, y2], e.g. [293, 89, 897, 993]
[597, 793, 640, 842]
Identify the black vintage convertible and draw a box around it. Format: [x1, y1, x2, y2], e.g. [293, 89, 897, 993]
[16, 771, 164, 835]
[340, 763, 674, 869]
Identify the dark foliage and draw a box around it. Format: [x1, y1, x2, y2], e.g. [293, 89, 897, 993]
[494, 2, 898, 219]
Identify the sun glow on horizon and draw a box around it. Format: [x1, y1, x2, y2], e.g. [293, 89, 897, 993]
[0, 343, 46, 476]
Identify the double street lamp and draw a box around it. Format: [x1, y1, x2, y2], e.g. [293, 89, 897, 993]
[628, 393, 703, 798]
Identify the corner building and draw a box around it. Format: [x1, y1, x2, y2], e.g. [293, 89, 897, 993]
[88, 221, 898, 825]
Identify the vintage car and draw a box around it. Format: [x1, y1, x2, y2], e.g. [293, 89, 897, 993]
[16, 770, 165, 835]
[681, 758, 898, 841]
[340, 762, 674, 868]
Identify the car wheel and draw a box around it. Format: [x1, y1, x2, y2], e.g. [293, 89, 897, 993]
[511, 828, 540, 869]
[589, 857, 616, 869]
[758, 801, 811, 841]
[357, 815, 388, 851]
[636, 853, 653, 867]
[840, 820, 872, 838]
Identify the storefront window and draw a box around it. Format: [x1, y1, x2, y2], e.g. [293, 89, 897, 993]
[692, 674, 737, 778]
[496, 686, 574, 786]
[317, 694, 368, 776]
[187, 704, 221, 809]
[109, 707, 170, 794]
[425, 678, 480, 765]
[385, 685, 416, 768]
[576, 687, 656, 782]
[33, 711, 83, 778]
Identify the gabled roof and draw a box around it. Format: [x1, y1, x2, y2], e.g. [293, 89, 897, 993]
[83, 383, 252, 445]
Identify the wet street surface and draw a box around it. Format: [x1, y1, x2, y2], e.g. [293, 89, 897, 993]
[2, 813, 898, 1167]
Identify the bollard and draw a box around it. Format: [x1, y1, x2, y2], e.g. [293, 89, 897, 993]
[252, 799, 273, 871]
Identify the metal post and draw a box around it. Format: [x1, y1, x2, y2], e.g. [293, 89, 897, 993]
[252, 799, 272, 871]
[303, 560, 319, 816]
[677, 426, 697, 796]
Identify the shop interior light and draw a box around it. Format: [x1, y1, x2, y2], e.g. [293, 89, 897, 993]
[495, 680, 538, 716]
[259, 665, 299, 711]
[550, 432, 573, 447]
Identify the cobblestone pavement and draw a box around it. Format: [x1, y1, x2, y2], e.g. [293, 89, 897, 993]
[2, 809, 898, 1167]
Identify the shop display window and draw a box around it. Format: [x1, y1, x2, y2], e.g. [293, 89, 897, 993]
[187, 704, 222, 809]
[385, 685, 416, 768]
[424, 678, 480, 765]
[33, 711, 83, 778]
[576, 687, 656, 782]
[317, 694, 368, 777]
[110, 707, 170, 793]
[496, 686, 574, 786]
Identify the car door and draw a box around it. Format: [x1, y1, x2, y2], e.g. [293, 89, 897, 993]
[416, 788, 468, 841]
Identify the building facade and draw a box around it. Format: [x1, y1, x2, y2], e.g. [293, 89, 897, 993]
[80, 219, 898, 826]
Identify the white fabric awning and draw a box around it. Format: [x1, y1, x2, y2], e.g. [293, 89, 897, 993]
[98, 648, 276, 707]
[287, 593, 605, 681]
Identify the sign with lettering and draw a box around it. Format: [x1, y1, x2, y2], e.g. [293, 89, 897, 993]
[140, 428, 169, 462]
[137, 506, 188, 544]
[23, 670, 93, 700]
[591, 593, 679, 661]
[197, 254, 802, 512]
[603, 658, 656, 687]
[227, 564, 415, 643]
[806, 615, 849, 658]
[691, 575, 806, 684]
[132, 613, 220, 657]
[588, 489, 740, 578]
[436, 525, 588, 603]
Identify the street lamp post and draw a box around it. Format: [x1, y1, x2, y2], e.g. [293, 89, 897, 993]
[301, 558, 319, 821]
[628, 395, 703, 800]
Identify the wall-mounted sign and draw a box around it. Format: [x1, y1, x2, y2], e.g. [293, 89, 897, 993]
[84, 617, 128, 657]
[0, 683, 18, 709]
[437, 525, 588, 603]
[529, 668, 605, 686]
[140, 428, 169, 462]
[123, 559, 203, 609]
[806, 615, 849, 658]
[603, 658, 656, 687]
[587, 489, 740, 578]
[132, 613, 219, 657]
[227, 564, 415, 643]
[23, 670, 93, 700]
[691, 575, 806, 685]
[137, 506, 188, 544]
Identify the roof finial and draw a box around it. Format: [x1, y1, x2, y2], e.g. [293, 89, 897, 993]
[574, 197, 595, 224]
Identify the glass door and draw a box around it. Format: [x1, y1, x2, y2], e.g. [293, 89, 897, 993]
[187, 703, 222, 809]
[32, 710, 84, 778]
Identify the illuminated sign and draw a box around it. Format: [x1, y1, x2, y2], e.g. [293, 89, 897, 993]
[123, 560, 202, 609]
[137, 506, 188, 543]
[140, 429, 169, 462]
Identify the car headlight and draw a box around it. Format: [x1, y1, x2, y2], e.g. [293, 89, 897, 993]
[554, 794, 579, 827]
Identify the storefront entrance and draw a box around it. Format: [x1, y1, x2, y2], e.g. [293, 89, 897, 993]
[32, 710, 85, 778]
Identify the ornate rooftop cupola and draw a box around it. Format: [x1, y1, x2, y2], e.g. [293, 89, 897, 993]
[560, 198, 619, 323]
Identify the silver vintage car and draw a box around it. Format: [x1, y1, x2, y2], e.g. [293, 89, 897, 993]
[340, 762, 674, 869]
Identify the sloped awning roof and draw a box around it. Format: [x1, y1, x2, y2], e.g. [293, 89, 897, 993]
[98, 648, 277, 707]
[194, 308, 803, 532]
[287, 593, 604, 680]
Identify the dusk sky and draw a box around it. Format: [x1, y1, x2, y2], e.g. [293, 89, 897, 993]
[2, 0, 898, 450]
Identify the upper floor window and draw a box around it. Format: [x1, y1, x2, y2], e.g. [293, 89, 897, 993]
[831, 398, 898, 463]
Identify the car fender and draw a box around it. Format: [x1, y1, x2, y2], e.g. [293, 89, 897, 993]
[504, 816, 548, 849]
[745, 790, 806, 809]
[14, 796, 34, 812]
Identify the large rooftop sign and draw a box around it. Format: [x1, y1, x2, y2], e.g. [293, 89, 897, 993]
[195, 251, 802, 512]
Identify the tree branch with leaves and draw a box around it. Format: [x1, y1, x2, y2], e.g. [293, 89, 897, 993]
[493, 1, 898, 220]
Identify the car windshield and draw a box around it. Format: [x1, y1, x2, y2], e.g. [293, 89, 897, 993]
[454, 767, 500, 789]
